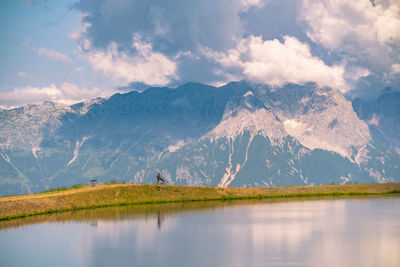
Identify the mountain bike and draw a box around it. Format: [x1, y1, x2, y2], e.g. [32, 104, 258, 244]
[154, 179, 168, 185]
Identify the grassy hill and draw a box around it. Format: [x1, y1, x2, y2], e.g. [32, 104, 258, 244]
[1, 183, 399, 221]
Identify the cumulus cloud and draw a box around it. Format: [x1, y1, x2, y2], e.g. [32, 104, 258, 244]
[74, 0, 246, 53]
[69, 16, 178, 87]
[67, 0, 399, 95]
[204, 35, 348, 92]
[81, 36, 177, 86]
[0, 83, 112, 108]
[300, 0, 400, 73]
[71, 0, 254, 85]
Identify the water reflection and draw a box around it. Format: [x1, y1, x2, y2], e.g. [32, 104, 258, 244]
[157, 210, 164, 230]
[0, 200, 254, 230]
[0, 197, 399, 267]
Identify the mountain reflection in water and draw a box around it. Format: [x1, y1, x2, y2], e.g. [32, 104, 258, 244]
[0, 197, 399, 267]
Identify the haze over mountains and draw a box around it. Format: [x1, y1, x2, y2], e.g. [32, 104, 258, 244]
[0, 81, 399, 196]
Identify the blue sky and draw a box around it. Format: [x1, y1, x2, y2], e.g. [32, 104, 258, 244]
[1, 0, 399, 108]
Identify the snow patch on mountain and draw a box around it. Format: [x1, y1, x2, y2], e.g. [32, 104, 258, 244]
[32, 146, 40, 159]
[340, 174, 352, 184]
[354, 144, 372, 165]
[283, 119, 302, 129]
[283, 117, 352, 158]
[255, 84, 372, 162]
[209, 94, 287, 145]
[368, 114, 380, 126]
[211, 108, 286, 142]
[282, 92, 370, 161]
[219, 164, 241, 187]
[243, 91, 254, 97]
[168, 140, 185, 152]
[67, 136, 89, 166]
[219, 130, 255, 187]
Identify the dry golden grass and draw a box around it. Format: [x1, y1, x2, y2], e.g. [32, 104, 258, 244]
[0, 183, 399, 221]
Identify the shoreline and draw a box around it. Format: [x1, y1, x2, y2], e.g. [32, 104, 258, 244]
[1, 183, 399, 221]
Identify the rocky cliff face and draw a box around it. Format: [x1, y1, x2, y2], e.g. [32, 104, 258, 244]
[352, 89, 400, 153]
[0, 81, 399, 196]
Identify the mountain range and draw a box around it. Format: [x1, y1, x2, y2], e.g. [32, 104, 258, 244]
[0, 81, 399, 196]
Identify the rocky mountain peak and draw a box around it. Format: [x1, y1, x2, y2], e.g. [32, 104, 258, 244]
[209, 90, 287, 142]
[0, 81, 398, 196]
[249, 83, 372, 161]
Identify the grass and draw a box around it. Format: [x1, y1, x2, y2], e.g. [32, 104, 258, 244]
[43, 184, 85, 193]
[0, 182, 399, 221]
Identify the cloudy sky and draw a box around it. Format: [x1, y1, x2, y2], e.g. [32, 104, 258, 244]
[1, 0, 400, 108]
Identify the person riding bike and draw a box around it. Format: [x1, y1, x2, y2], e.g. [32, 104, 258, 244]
[156, 172, 166, 184]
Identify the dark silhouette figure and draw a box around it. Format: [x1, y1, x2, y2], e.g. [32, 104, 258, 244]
[157, 210, 164, 230]
[156, 172, 166, 184]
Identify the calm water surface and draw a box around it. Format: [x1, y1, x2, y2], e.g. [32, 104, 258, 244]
[1, 197, 399, 267]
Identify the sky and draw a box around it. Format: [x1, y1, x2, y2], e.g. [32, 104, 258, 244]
[0, 0, 400, 108]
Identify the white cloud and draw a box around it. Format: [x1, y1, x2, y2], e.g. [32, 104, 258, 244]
[0, 83, 112, 108]
[17, 72, 33, 79]
[241, 0, 267, 10]
[68, 19, 90, 42]
[83, 36, 177, 86]
[22, 38, 73, 63]
[343, 65, 371, 88]
[69, 15, 177, 87]
[204, 35, 348, 92]
[69, 0, 398, 92]
[300, 0, 400, 71]
[37, 48, 72, 63]
[391, 63, 400, 74]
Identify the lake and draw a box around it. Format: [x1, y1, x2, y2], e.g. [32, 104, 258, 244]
[1, 196, 399, 267]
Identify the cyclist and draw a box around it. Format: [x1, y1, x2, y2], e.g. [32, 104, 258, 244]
[156, 172, 165, 184]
